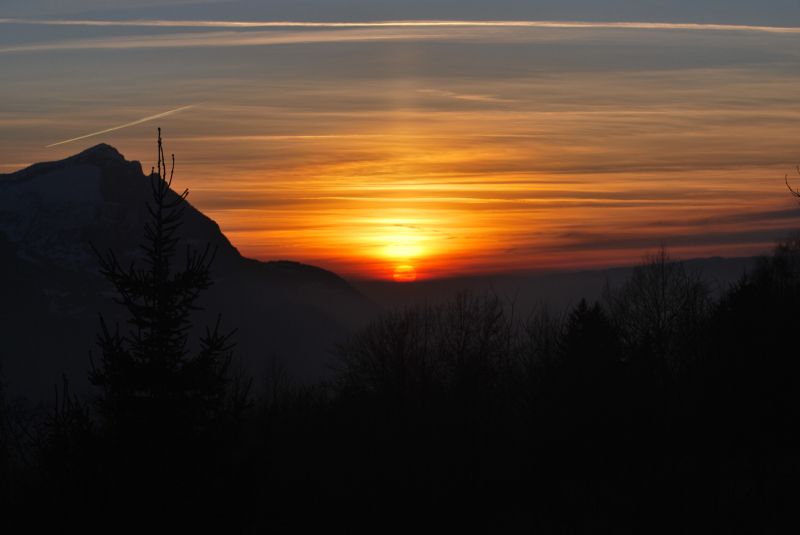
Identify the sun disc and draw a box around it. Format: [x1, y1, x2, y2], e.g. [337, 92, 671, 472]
[393, 264, 417, 282]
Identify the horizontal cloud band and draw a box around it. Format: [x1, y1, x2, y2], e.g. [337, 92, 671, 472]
[1, 20, 798, 54]
[1, 18, 800, 34]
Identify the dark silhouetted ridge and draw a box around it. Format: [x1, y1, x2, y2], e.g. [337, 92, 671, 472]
[0, 144, 375, 398]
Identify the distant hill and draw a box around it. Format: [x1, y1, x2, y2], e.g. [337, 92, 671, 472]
[355, 256, 761, 314]
[0, 144, 375, 400]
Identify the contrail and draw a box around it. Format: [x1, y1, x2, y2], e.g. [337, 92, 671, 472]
[2, 18, 800, 34]
[46, 105, 193, 148]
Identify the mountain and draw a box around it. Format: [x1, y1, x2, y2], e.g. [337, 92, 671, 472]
[0, 144, 375, 401]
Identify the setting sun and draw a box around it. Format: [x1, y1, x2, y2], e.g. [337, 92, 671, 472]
[392, 264, 417, 282]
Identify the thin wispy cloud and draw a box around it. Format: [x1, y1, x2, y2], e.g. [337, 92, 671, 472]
[1, 18, 800, 34]
[46, 105, 193, 148]
[0, 29, 454, 54]
[1, 18, 798, 54]
[417, 89, 515, 104]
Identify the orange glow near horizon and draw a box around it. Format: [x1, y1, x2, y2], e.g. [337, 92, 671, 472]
[172, 108, 800, 281]
[180, 103, 799, 281]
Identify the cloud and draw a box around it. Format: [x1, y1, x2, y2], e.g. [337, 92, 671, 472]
[417, 89, 515, 104]
[1, 18, 800, 34]
[46, 105, 193, 147]
[0, 18, 798, 54]
[0, 28, 456, 54]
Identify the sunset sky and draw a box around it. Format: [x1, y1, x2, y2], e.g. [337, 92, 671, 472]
[2, 1, 800, 280]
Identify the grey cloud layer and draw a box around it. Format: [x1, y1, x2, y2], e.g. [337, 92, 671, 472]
[3, 1, 800, 26]
[1, 19, 800, 54]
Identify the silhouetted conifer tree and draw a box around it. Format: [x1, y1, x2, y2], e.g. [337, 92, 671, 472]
[90, 129, 236, 445]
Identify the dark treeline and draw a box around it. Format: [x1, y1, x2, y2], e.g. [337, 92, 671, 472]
[2, 138, 800, 532]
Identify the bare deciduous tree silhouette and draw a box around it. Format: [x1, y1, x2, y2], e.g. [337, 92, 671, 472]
[786, 164, 800, 198]
[604, 246, 710, 372]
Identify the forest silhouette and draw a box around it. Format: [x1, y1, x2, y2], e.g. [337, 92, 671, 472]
[2, 134, 800, 533]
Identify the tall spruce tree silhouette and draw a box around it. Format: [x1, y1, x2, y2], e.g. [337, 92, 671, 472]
[90, 129, 235, 449]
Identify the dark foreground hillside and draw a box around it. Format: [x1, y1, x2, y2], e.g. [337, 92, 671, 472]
[3, 239, 800, 533]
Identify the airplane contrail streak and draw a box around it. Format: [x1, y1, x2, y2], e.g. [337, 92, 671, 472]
[46, 105, 194, 148]
[2, 18, 800, 34]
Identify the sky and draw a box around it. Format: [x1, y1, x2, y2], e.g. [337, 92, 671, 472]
[2, 1, 800, 280]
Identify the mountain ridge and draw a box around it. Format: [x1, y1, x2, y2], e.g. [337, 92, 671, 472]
[0, 144, 374, 400]
[0, 143, 358, 289]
